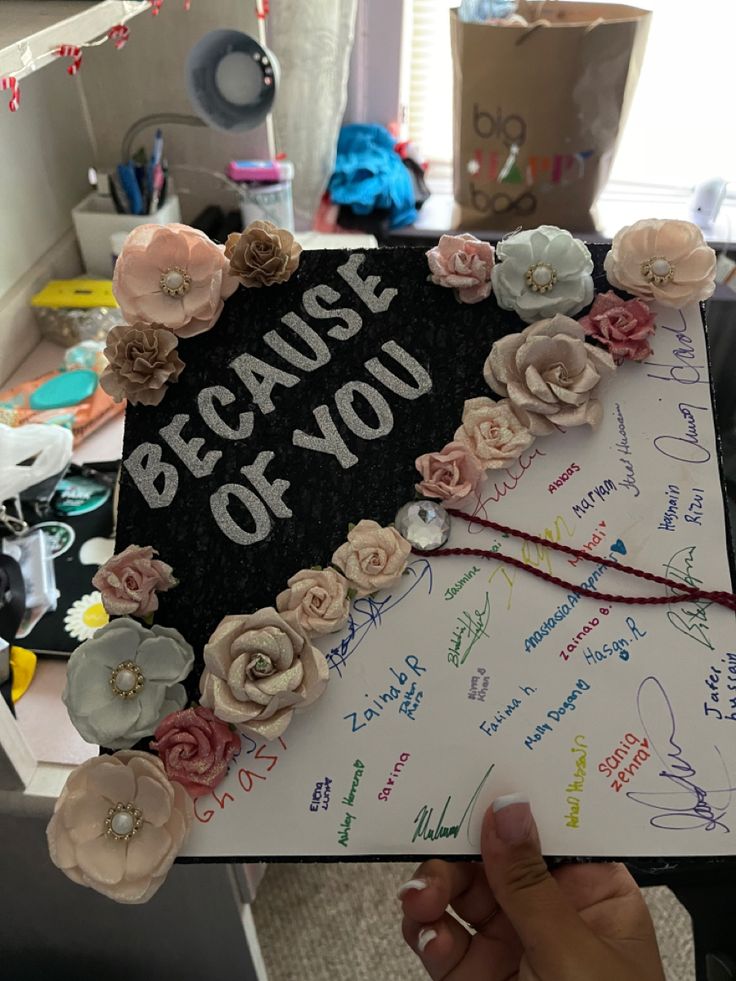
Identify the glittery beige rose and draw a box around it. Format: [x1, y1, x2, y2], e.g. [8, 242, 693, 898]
[199, 608, 329, 740]
[100, 324, 184, 406]
[604, 218, 717, 308]
[276, 568, 351, 636]
[225, 220, 302, 287]
[454, 397, 534, 469]
[483, 315, 615, 436]
[331, 520, 411, 598]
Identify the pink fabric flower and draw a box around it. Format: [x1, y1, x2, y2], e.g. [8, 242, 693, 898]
[331, 520, 412, 598]
[92, 544, 177, 618]
[415, 440, 483, 504]
[46, 750, 191, 904]
[578, 291, 656, 363]
[426, 233, 495, 304]
[150, 706, 241, 799]
[112, 223, 239, 338]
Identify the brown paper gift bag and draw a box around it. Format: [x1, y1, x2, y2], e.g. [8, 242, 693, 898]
[451, 2, 651, 231]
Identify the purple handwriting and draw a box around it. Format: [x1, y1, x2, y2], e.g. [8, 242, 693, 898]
[626, 676, 735, 832]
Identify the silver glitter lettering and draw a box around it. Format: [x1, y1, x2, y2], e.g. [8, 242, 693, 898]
[240, 451, 292, 518]
[365, 340, 432, 400]
[337, 253, 397, 314]
[265, 315, 331, 371]
[292, 404, 358, 469]
[229, 353, 299, 415]
[210, 483, 270, 546]
[123, 443, 178, 509]
[197, 385, 254, 441]
[160, 413, 222, 478]
[302, 284, 363, 340]
[335, 381, 394, 440]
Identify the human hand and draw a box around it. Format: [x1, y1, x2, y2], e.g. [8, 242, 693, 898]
[399, 795, 665, 981]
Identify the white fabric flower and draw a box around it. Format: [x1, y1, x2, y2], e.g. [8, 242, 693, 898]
[63, 618, 194, 749]
[491, 225, 594, 323]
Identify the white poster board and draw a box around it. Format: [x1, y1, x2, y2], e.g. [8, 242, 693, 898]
[182, 302, 736, 860]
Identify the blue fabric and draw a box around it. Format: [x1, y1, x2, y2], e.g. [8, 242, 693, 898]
[328, 124, 417, 229]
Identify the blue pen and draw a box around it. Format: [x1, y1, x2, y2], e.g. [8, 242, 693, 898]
[117, 162, 144, 215]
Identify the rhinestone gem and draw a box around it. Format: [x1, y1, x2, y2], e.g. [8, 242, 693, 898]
[395, 500, 451, 553]
[110, 660, 144, 698]
[160, 266, 192, 296]
[111, 810, 135, 837]
[105, 802, 143, 841]
[525, 262, 557, 293]
[247, 654, 275, 679]
[641, 256, 674, 285]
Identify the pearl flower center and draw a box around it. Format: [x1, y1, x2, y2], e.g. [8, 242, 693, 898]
[105, 802, 143, 841]
[160, 266, 192, 296]
[247, 654, 276, 679]
[110, 660, 144, 698]
[525, 262, 557, 293]
[641, 256, 674, 286]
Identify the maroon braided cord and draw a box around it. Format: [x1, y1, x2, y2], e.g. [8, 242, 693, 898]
[416, 508, 736, 612]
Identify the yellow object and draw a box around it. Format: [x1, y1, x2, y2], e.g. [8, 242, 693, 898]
[10, 645, 37, 703]
[30, 279, 117, 310]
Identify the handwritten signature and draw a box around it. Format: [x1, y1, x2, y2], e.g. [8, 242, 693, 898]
[468, 449, 545, 531]
[448, 592, 491, 667]
[626, 676, 735, 831]
[327, 559, 432, 677]
[663, 546, 713, 651]
[411, 764, 494, 844]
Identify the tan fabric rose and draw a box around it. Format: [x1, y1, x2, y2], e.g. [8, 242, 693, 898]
[331, 519, 411, 598]
[92, 544, 176, 617]
[100, 324, 183, 406]
[415, 440, 483, 503]
[276, 568, 351, 636]
[604, 218, 717, 308]
[225, 220, 302, 287]
[199, 607, 329, 740]
[454, 398, 534, 470]
[483, 315, 615, 436]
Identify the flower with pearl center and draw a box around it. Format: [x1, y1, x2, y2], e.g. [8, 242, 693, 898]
[63, 617, 194, 749]
[491, 225, 594, 323]
[46, 750, 191, 904]
[112, 223, 238, 337]
[604, 218, 716, 308]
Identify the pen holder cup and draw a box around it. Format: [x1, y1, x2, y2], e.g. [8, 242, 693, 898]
[72, 193, 182, 276]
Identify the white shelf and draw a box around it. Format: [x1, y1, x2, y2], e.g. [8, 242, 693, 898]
[0, 0, 148, 77]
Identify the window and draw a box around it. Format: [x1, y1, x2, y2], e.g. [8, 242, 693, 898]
[405, 0, 736, 193]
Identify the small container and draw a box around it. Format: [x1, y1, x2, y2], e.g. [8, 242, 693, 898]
[240, 181, 294, 232]
[72, 192, 182, 276]
[30, 279, 119, 348]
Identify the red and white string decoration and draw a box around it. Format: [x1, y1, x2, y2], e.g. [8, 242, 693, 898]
[1, 1, 191, 113]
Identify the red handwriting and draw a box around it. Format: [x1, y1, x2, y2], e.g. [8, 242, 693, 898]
[596, 732, 651, 794]
[377, 752, 411, 802]
[559, 607, 610, 661]
[567, 520, 607, 567]
[548, 462, 580, 494]
[469, 449, 546, 532]
[194, 735, 287, 824]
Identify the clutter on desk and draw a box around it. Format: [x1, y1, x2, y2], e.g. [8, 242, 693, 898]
[0, 341, 124, 448]
[30, 279, 118, 346]
[227, 157, 295, 232]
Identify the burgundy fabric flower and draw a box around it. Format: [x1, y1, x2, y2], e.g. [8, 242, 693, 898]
[151, 706, 240, 799]
[426, 233, 494, 304]
[578, 291, 656, 363]
[92, 544, 177, 618]
[415, 440, 483, 504]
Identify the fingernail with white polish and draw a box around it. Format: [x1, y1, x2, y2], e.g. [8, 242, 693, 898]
[492, 793, 529, 812]
[418, 928, 437, 954]
[493, 793, 532, 843]
[398, 877, 428, 898]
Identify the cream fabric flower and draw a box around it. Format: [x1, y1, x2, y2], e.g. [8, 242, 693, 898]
[112, 223, 238, 338]
[47, 750, 190, 904]
[484, 315, 615, 436]
[492, 225, 594, 323]
[331, 519, 412, 598]
[454, 398, 534, 469]
[604, 218, 717, 308]
[415, 440, 483, 503]
[92, 544, 176, 617]
[199, 608, 329, 741]
[276, 568, 351, 636]
[225, 220, 302, 287]
[63, 618, 194, 749]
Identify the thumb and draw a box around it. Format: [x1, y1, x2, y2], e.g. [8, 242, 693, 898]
[481, 795, 593, 966]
